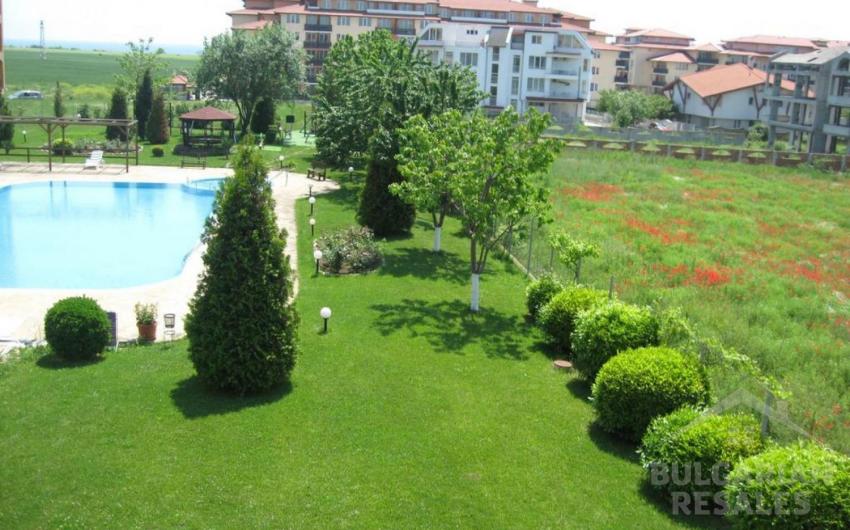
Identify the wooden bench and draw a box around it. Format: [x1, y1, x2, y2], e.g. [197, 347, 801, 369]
[307, 167, 327, 181]
[181, 155, 207, 169]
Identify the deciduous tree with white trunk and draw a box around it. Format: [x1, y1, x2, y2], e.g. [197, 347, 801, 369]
[397, 108, 558, 311]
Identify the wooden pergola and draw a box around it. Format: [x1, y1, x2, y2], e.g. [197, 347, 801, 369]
[0, 116, 138, 172]
[179, 107, 236, 149]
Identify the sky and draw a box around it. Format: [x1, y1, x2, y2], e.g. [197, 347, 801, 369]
[4, 0, 849, 48]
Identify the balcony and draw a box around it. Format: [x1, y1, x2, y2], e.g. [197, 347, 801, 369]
[697, 55, 719, 65]
[652, 78, 667, 87]
[510, 42, 524, 50]
[308, 56, 325, 66]
[614, 75, 629, 84]
[304, 24, 332, 32]
[304, 41, 331, 49]
[616, 59, 630, 68]
[393, 27, 416, 36]
[549, 68, 579, 77]
[823, 124, 850, 137]
[828, 95, 850, 107]
[653, 66, 669, 74]
[618, 52, 630, 59]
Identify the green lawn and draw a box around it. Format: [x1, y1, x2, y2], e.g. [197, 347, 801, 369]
[536, 149, 850, 452]
[0, 180, 721, 529]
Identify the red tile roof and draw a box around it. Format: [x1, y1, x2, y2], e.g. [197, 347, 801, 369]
[672, 63, 795, 98]
[622, 28, 693, 40]
[439, 0, 560, 14]
[725, 35, 818, 49]
[234, 19, 274, 30]
[171, 75, 190, 86]
[691, 42, 722, 53]
[591, 42, 627, 52]
[649, 51, 694, 64]
[180, 107, 237, 122]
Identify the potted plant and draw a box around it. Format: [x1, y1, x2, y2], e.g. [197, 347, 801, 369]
[135, 302, 158, 343]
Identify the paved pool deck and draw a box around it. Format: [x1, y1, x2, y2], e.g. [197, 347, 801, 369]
[0, 162, 338, 346]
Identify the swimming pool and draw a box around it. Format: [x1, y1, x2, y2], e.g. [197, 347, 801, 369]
[0, 180, 222, 289]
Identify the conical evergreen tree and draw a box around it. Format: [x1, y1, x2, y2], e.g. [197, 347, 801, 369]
[0, 94, 14, 145]
[134, 69, 154, 139]
[185, 144, 298, 394]
[105, 88, 129, 141]
[358, 127, 415, 237]
[53, 82, 65, 117]
[146, 92, 170, 144]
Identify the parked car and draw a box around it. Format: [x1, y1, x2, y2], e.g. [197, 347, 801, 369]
[9, 90, 44, 100]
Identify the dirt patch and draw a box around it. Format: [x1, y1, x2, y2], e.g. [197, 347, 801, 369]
[561, 183, 624, 202]
[625, 217, 696, 245]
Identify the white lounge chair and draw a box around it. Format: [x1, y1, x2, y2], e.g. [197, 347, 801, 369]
[84, 150, 104, 170]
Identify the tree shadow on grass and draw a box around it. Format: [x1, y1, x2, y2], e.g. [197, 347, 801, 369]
[588, 420, 640, 464]
[370, 298, 535, 360]
[637, 478, 731, 529]
[36, 353, 105, 370]
[379, 247, 469, 285]
[170, 376, 292, 420]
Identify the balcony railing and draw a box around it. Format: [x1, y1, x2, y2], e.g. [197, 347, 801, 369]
[618, 52, 630, 59]
[614, 75, 629, 84]
[393, 27, 416, 36]
[510, 42, 524, 50]
[652, 78, 667, 87]
[304, 24, 332, 32]
[550, 69, 579, 77]
[697, 56, 719, 64]
[616, 59, 630, 68]
[653, 66, 669, 74]
[304, 41, 331, 49]
[309, 56, 325, 66]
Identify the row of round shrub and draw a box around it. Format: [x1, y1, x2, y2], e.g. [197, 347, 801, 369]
[525, 275, 563, 322]
[44, 296, 110, 360]
[537, 285, 608, 354]
[591, 347, 710, 442]
[571, 301, 659, 381]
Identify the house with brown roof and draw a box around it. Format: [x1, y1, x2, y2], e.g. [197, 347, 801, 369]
[666, 63, 803, 130]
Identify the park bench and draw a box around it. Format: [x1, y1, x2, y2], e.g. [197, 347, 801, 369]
[307, 166, 327, 181]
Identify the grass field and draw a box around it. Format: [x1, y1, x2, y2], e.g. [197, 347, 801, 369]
[539, 149, 850, 451]
[0, 180, 724, 529]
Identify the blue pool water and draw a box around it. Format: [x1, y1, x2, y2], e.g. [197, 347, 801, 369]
[0, 180, 222, 289]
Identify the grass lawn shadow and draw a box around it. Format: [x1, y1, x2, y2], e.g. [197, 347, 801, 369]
[588, 420, 640, 463]
[36, 353, 105, 370]
[170, 376, 292, 419]
[637, 478, 731, 529]
[379, 247, 468, 285]
[370, 298, 535, 360]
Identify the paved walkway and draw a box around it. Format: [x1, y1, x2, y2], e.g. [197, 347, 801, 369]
[0, 163, 338, 345]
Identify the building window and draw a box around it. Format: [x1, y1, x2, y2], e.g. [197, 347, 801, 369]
[357, 0, 366, 9]
[510, 98, 519, 109]
[528, 56, 546, 70]
[592, 51, 600, 59]
[511, 77, 519, 95]
[460, 52, 479, 67]
[592, 66, 599, 75]
[466, 29, 479, 35]
[378, 18, 392, 28]
[524, 14, 533, 23]
[591, 82, 598, 92]
[321, 0, 331, 8]
[339, 0, 349, 9]
[359, 17, 371, 26]
[527, 77, 545, 92]
[424, 28, 442, 41]
[531, 35, 542, 45]
[492, 48, 500, 60]
[337, 16, 351, 25]
[676, 63, 689, 71]
[444, 51, 453, 64]
[491, 63, 499, 84]
[286, 14, 300, 23]
[512, 55, 520, 73]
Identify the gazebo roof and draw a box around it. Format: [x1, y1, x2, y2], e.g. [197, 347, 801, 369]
[180, 106, 237, 122]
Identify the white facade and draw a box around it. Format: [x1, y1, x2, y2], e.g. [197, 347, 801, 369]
[672, 85, 767, 129]
[419, 23, 593, 122]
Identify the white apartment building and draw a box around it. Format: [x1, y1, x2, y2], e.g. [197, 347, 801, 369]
[419, 23, 592, 121]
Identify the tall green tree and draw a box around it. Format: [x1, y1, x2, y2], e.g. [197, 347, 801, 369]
[186, 144, 298, 394]
[53, 82, 65, 117]
[396, 108, 558, 311]
[313, 30, 481, 236]
[0, 94, 14, 146]
[105, 87, 129, 141]
[196, 25, 304, 134]
[146, 92, 170, 145]
[134, 69, 154, 139]
[116, 38, 168, 94]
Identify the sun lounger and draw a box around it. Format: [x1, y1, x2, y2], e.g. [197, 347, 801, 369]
[84, 150, 104, 170]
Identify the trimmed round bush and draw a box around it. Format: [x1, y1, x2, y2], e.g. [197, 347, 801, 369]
[592, 347, 710, 442]
[152, 147, 165, 158]
[572, 302, 660, 381]
[525, 275, 564, 322]
[724, 442, 850, 529]
[640, 407, 764, 498]
[44, 296, 110, 360]
[538, 285, 608, 353]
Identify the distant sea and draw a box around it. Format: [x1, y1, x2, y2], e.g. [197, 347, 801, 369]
[5, 39, 202, 56]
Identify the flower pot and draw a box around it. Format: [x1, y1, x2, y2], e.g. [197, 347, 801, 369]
[138, 322, 157, 343]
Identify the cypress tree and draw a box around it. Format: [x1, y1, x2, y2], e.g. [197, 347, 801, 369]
[146, 92, 170, 144]
[134, 69, 154, 139]
[250, 97, 276, 136]
[0, 94, 14, 146]
[357, 127, 416, 237]
[53, 82, 65, 117]
[185, 144, 298, 394]
[106, 87, 129, 141]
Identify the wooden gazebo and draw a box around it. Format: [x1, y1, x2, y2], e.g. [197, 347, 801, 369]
[179, 106, 237, 148]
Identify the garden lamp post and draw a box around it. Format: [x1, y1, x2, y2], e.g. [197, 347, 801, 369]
[320, 307, 332, 333]
[22, 130, 27, 144]
[309, 217, 316, 236]
[308, 184, 314, 197]
[348, 166, 354, 179]
[309, 196, 317, 216]
[313, 249, 323, 275]
[278, 155, 285, 170]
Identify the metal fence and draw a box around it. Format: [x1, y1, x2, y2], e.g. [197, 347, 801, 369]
[547, 124, 748, 146]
